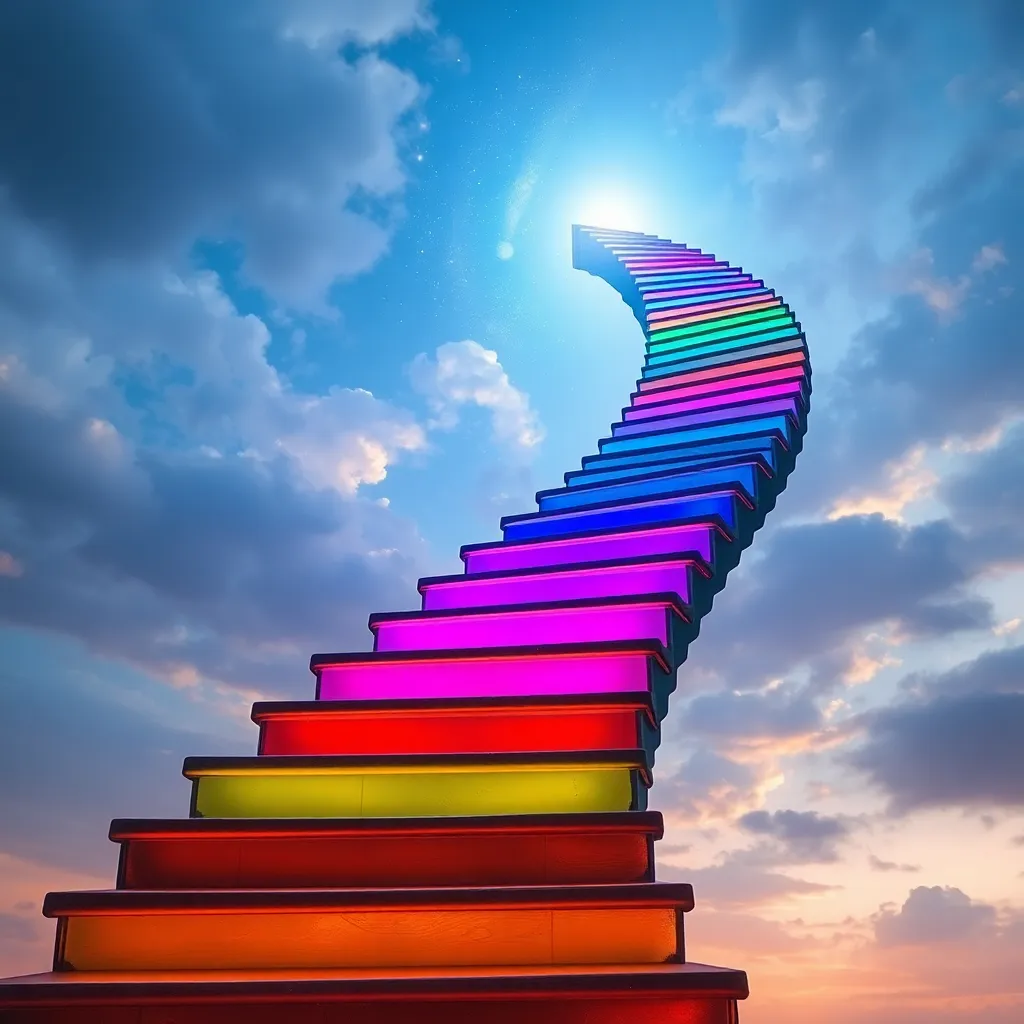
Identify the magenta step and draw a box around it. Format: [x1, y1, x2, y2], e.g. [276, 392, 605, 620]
[311, 640, 673, 706]
[419, 554, 703, 613]
[460, 520, 722, 575]
[370, 597, 686, 653]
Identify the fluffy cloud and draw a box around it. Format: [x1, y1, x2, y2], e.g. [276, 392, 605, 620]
[0, 0, 430, 310]
[410, 339, 545, 451]
[737, 809, 851, 864]
[874, 886, 998, 946]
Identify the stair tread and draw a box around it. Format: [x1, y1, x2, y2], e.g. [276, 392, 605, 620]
[44, 882, 695, 916]
[110, 811, 665, 841]
[0, 961, 749, 1003]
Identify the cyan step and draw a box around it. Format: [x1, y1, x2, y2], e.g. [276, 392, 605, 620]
[566, 437, 781, 487]
[640, 334, 805, 381]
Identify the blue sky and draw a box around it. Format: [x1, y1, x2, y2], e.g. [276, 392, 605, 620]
[0, 2, 1022, 1019]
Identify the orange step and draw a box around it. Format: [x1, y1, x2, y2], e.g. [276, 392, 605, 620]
[46, 884, 693, 972]
[111, 812, 664, 890]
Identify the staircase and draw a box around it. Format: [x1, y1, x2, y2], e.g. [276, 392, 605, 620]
[0, 225, 810, 1022]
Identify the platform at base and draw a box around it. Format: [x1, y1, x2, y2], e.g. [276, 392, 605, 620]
[0, 962, 745, 1022]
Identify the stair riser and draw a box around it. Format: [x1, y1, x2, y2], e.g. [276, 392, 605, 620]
[189, 766, 647, 819]
[55, 907, 683, 971]
[420, 561, 693, 613]
[0, 997, 742, 1024]
[258, 707, 652, 757]
[316, 651, 667, 703]
[117, 831, 655, 890]
[462, 523, 716, 574]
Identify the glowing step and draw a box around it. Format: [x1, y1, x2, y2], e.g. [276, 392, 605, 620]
[461, 521, 721, 575]
[628, 362, 807, 413]
[0, 963, 749, 1024]
[183, 750, 652, 819]
[45, 883, 691, 972]
[634, 347, 807, 396]
[418, 556, 701, 612]
[622, 378, 807, 426]
[580, 414, 795, 473]
[501, 489, 748, 543]
[566, 436, 782, 487]
[254, 693, 658, 757]
[312, 641, 672, 705]
[370, 597, 685, 652]
[110, 812, 664, 890]
[641, 334, 805, 382]
[536, 459, 768, 514]
[597, 412, 799, 459]
[608, 396, 802, 442]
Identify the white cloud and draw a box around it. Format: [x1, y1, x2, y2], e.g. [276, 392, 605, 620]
[409, 340, 545, 451]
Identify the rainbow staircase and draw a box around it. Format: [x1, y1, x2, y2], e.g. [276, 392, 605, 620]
[0, 226, 810, 1022]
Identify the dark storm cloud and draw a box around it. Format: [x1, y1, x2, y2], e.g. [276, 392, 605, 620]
[0, 0, 424, 305]
[847, 646, 1024, 812]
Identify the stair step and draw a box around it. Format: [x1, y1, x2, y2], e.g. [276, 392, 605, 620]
[419, 555, 701, 612]
[641, 333, 805, 382]
[537, 459, 767, 514]
[0, 962, 748, 1023]
[606, 396, 802, 444]
[645, 323, 801, 369]
[634, 347, 806, 397]
[183, 750, 652, 819]
[253, 692, 657, 757]
[580, 414, 794, 472]
[311, 640, 672, 706]
[44, 883, 691, 972]
[501, 490, 747, 543]
[628, 362, 805, 413]
[110, 811, 663, 890]
[566, 437, 780, 487]
[461, 521, 721, 575]
[370, 597, 684, 653]
[622, 379, 806, 427]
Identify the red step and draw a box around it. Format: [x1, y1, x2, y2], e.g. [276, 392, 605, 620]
[0, 963, 747, 1023]
[110, 812, 664, 890]
[253, 693, 657, 757]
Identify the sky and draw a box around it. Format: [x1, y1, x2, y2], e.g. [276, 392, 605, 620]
[0, 0, 1022, 1019]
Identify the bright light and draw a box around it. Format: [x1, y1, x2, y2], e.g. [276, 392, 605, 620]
[569, 186, 651, 233]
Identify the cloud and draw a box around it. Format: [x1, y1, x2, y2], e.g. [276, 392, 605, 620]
[0, 0, 429, 310]
[847, 645, 1024, 813]
[874, 886, 998, 947]
[737, 809, 851, 864]
[868, 854, 921, 873]
[409, 340, 545, 451]
[688, 513, 994, 693]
